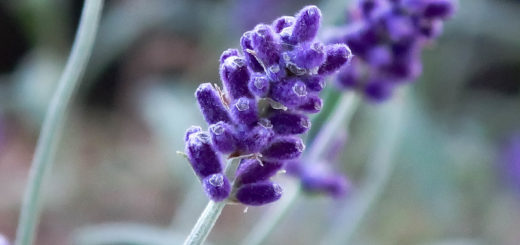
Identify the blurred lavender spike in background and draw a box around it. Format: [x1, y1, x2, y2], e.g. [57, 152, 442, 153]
[331, 0, 456, 102]
[502, 133, 520, 194]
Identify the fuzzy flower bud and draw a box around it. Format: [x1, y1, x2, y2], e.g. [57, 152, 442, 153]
[269, 111, 311, 135]
[297, 93, 323, 113]
[235, 159, 283, 185]
[202, 173, 231, 201]
[230, 97, 259, 127]
[195, 83, 231, 124]
[318, 44, 353, 75]
[236, 124, 275, 154]
[241, 31, 264, 72]
[185, 131, 223, 178]
[209, 121, 237, 154]
[291, 6, 322, 44]
[272, 16, 295, 33]
[248, 73, 270, 97]
[220, 56, 252, 100]
[235, 181, 283, 206]
[269, 78, 308, 108]
[261, 136, 305, 161]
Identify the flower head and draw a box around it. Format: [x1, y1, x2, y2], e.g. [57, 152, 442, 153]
[184, 6, 351, 204]
[332, 0, 456, 102]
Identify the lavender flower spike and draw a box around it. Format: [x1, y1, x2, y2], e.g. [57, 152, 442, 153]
[331, 0, 456, 102]
[184, 5, 351, 206]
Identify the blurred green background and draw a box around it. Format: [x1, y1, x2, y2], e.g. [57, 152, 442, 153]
[0, 0, 519, 244]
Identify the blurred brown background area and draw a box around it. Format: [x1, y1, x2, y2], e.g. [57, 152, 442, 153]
[0, 0, 520, 245]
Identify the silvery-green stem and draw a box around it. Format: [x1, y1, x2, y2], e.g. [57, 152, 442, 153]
[14, 1, 103, 245]
[321, 91, 407, 245]
[182, 201, 226, 245]
[183, 158, 238, 245]
[241, 92, 361, 245]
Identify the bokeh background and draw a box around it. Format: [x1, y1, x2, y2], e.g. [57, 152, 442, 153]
[1, 0, 519, 244]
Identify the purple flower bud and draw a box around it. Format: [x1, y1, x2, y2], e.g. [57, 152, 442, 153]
[272, 16, 295, 33]
[385, 55, 422, 80]
[297, 93, 323, 113]
[359, 0, 379, 18]
[241, 31, 264, 72]
[269, 111, 311, 135]
[235, 181, 283, 206]
[248, 73, 270, 97]
[230, 97, 259, 127]
[251, 24, 281, 67]
[237, 124, 275, 154]
[220, 56, 252, 100]
[185, 131, 223, 178]
[501, 133, 520, 193]
[344, 23, 379, 56]
[418, 19, 443, 39]
[284, 160, 302, 176]
[185, 126, 202, 141]
[364, 80, 393, 102]
[367, 45, 393, 67]
[235, 159, 283, 185]
[262, 136, 305, 161]
[318, 44, 352, 75]
[270, 78, 308, 108]
[220, 48, 240, 64]
[209, 121, 237, 154]
[202, 173, 231, 202]
[303, 75, 326, 92]
[285, 42, 326, 70]
[423, 0, 455, 19]
[336, 63, 361, 89]
[385, 15, 415, 42]
[301, 171, 350, 199]
[291, 6, 322, 44]
[195, 83, 231, 125]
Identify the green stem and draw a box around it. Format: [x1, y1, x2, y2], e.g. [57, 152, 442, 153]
[182, 201, 226, 245]
[241, 92, 361, 245]
[183, 158, 238, 245]
[321, 91, 407, 245]
[14, 1, 103, 245]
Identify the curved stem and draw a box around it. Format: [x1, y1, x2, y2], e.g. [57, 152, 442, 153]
[320, 91, 407, 245]
[241, 92, 361, 245]
[14, 1, 104, 245]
